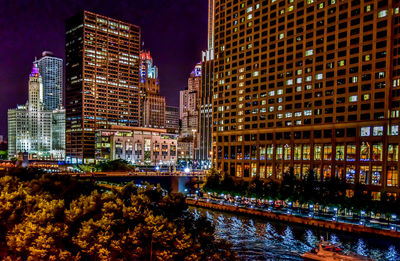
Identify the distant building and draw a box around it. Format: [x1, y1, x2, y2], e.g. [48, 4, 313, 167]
[36, 51, 63, 110]
[65, 11, 141, 164]
[8, 63, 64, 160]
[180, 63, 201, 138]
[139, 50, 166, 129]
[165, 105, 179, 134]
[95, 126, 178, 167]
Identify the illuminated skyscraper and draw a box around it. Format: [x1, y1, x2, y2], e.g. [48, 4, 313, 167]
[213, 0, 400, 196]
[199, 0, 215, 168]
[8, 64, 53, 159]
[139, 50, 166, 129]
[180, 63, 201, 138]
[65, 11, 141, 163]
[36, 51, 63, 110]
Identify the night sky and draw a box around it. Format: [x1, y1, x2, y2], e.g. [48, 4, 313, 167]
[0, 0, 208, 137]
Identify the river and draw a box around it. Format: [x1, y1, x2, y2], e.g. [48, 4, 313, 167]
[191, 207, 400, 260]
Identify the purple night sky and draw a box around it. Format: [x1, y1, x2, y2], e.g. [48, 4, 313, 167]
[0, 0, 208, 137]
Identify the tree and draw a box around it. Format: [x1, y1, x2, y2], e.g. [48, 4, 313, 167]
[0, 169, 236, 260]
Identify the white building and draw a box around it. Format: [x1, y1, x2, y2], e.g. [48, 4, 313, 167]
[96, 126, 178, 167]
[8, 63, 65, 160]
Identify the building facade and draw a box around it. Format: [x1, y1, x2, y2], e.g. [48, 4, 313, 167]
[139, 50, 166, 129]
[8, 64, 60, 160]
[96, 126, 178, 167]
[165, 105, 180, 134]
[198, 0, 216, 169]
[36, 51, 63, 111]
[65, 11, 141, 163]
[213, 0, 400, 197]
[180, 63, 202, 138]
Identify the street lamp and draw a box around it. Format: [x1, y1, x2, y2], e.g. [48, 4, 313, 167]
[192, 129, 196, 170]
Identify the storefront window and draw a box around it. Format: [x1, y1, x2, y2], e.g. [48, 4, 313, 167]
[387, 167, 399, 187]
[335, 166, 345, 180]
[302, 165, 310, 177]
[346, 144, 356, 161]
[371, 166, 382, 185]
[276, 145, 283, 160]
[259, 164, 266, 179]
[294, 164, 301, 179]
[294, 145, 302, 160]
[359, 166, 369, 185]
[335, 144, 345, 161]
[388, 144, 399, 161]
[284, 145, 291, 160]
[346, 165, 356, 184]
[276, 164, 282, 179]
[314, 144, 322, 160]
[260, 146, 266, 160]
[251, 163, 257, 177]
[360, 143, 370, 161]
[323, 145, 332, 160]
[236, 164, 242, 177]
[237, 146, 243, 160]
[266, 164, 273, 178]
[313, 166, 321, 181]
[323, 165, 332, 180]
[372, 143, 383, 161]
[266, 145, 273, 160]
[303, 145, 311, 160]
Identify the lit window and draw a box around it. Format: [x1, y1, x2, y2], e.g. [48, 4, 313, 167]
[304, 110, 312, 116]
[279, 33, 285, 39]
[296, 78, 302, 84]
[378, 10, 387, 18]
[307, 0, 314, 4]
[296, 86, 302, 92]
[253, 71, 259, 77]
[318, 2, 324, 9]
[285, 112, 292, 118]
[247, 7, 253, 13]
[316, 74, 323, 80]
[338, 60, 345, 66]
[390, 125, 399, 136]
[362, 94, 370, 101]
[361, 127, 370, 137]
[373, 126, 384, 136]
[365, 5, 372, 12]
[306, 76, 312, 82]
[286, 79, 293, 85]
[360, 143, 370, 161]
[349, 95, 358, 102]
[305, 49, 314, 56]
[288, 5, 294, 12]
[295, 111, 302, 117]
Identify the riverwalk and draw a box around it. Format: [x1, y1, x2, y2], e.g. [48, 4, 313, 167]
[187, 198, 400, 239]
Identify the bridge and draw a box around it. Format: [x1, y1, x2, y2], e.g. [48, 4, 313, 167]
[59, 171, 206, 193]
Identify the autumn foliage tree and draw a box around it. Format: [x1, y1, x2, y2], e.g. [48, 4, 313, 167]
[0, 168, 236, 260]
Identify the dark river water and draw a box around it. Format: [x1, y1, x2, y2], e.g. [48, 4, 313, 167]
[191, 207, 400, 261]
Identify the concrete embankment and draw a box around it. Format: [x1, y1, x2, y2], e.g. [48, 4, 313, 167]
[186, 199, 400, 239]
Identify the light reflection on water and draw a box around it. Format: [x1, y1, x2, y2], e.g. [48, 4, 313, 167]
[192, 207, 400, 261]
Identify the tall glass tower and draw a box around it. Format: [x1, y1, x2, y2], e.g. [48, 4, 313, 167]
[36, 51, 63, 110]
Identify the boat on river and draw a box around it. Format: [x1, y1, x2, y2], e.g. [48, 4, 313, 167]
[302, 240, 374, 261]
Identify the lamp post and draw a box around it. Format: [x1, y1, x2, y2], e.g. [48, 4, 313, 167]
[192, 129, 197, 171]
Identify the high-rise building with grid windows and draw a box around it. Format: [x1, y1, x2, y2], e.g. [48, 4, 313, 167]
[65, 11, 141, 164]
[36, 51, 63, 111]
[139, 50, 166, 129]
[213, 0, 400, 197]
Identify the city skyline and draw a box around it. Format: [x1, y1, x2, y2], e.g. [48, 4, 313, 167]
[0, 0, 208, 136]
